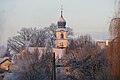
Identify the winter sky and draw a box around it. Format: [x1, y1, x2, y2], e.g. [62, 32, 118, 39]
[0, 0, 115, 44]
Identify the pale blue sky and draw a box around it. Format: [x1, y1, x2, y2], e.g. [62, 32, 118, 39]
[0, 0, 115, 44]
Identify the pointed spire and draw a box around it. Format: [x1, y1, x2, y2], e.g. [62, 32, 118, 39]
[61, 5, 63, 17]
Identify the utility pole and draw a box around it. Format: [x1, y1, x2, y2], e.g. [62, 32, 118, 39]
[52, 52, 56, 80]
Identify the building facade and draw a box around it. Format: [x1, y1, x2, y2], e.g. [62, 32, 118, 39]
[96, 40, 109, 49]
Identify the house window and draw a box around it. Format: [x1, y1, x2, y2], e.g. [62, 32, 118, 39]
[61, 33, 64, 39]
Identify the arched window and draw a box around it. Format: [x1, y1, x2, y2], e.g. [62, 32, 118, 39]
[61, 33, 64, 39]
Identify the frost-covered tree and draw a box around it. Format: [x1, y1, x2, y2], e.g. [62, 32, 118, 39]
[61, 35, 109, 80]
[7, 27, 44, 53]
[108, 0, 120, 80]
[4, 49, 52, 80]
[7, 23, 73, 53]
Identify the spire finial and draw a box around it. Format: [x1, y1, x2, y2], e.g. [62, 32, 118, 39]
[57, 5, 66, 28]
[61, 5, 63, 17]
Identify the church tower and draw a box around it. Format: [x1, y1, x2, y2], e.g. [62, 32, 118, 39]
[56, 6, 68, 48]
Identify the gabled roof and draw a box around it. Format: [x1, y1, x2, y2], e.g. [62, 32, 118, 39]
[0, 57, 11, 64]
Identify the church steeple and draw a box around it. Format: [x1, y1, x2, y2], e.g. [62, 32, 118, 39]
[56, 5, 68, 48]
[57, 5, 66, 28]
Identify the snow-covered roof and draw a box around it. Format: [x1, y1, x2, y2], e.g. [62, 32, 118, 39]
[28, 47, 66, 59]
[0, 57, 10, 64]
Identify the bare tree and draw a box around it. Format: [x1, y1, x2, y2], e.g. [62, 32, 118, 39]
[108, 0, 120, 80]
[61, 35, 108, 80]
[7, 23, 73, 53]
[4, 49, 52, 80]
[7, 27, 46, 53]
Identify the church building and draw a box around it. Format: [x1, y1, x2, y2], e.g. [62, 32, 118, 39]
[10, 6, 70, 76]
[56, 8, 68, 48]
[12, 7, 69, 59]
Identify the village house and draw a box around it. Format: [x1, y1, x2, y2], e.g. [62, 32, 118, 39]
[0, 57, 11, 71]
